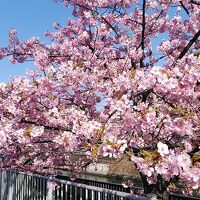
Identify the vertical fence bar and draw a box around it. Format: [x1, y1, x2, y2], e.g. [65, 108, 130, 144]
[40, 177, 43, 200]
[23, 173, 26, 200]
[40, 177, 42, 200]
[18, 172, 21, 200]
[18, 174, 20, 200]
[55, 185, 58, 200]
[36, 177, 38, 200]
[0, 169, 2, 200]
[12, 172, 15, 200]
[36, 176, 38, 200]
[27, 174, 30, 200]
[98, 191, 100, 200]
[41, 177, 45, 200]
[23, 173, 25, 200]
[46, 184, 53, 200]
[7, 170, 13, 200]
[63, 184, 66, 200]
[15, 173, 18, 200]
[74, 186, 77, 200]
[105, 192, 108, 200]
[91, 190, 95, 200]
[20, 173, 23, 200]
[86, 188, 89, 200]
[66, 184, 69, 200]
[38, 177, 40, 200]
[37, 177, 40, 200]
[32, 175, 35, 200]
[70, 185, 73, 200]
[27, 174, 29, 199]
[43, 179, 47, 200]
[59, 183, 62, 200]
[79, 187, 83, 200]
[24, 174, 27, 200]
[24, 174, 26, 200]
[17, 173, 19, 200]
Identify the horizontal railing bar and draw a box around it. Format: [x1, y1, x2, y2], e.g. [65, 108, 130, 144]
[169, 193, 200, 200]
[57, 174, 143, 190]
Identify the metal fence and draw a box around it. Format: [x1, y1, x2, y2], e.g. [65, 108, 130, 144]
[0, 169, 199, 200]
[58, 176, 200, 200]
[56, 175, 141, 193]
[0, 170, 150, 200]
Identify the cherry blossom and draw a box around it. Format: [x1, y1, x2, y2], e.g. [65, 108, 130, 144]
[122, 180, 134, 188]
[0, 0, 199, 198]
[157, 142, 169, 157]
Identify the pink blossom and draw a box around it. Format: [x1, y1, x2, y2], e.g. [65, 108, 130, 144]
[31, 126, 44, 137]
[0, 130, 6, 146]
[27, 70, 39, 78]
[157, 142, 169, 157]
[47, 181, 59, 189]
[122, 180, 134, 188]
[155, 164, 168, 175]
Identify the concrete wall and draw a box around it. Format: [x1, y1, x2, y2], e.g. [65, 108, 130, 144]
[86, 163, 109, 175]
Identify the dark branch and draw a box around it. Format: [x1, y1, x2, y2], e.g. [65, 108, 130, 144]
[140, 0, 146, 68]
[32, 140, 53, 144]
[141, 0, 146, 51]
[101, 16, 120, 37]
[21, 118, 73, 132]
[180, 1, 190, 15]
[190, 0, 200, 5]
[178, 29, 200, 59]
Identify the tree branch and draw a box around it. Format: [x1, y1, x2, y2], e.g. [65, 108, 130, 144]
[178, 29, 200, 59]
[190, 0, 200, 5]
[180, 1, 190, 15]
[101, 16, 120, 37]
[140, 0, 146, 68]
[21, 118, 73, 133]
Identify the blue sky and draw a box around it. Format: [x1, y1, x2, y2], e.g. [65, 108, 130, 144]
[0, 0, 71, 82]
[0, 1, 188, 83]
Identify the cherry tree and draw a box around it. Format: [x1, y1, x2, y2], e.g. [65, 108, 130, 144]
[0, 0, 200, 198]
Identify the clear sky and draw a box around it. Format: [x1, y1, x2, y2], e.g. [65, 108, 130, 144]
[0, 1, 187, 83]
[0, 0, 71, 82]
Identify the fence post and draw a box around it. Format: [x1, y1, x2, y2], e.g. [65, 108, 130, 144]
[7, 170, 14, 200]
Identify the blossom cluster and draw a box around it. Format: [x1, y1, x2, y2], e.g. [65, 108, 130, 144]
[0, 0, 199, 195]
